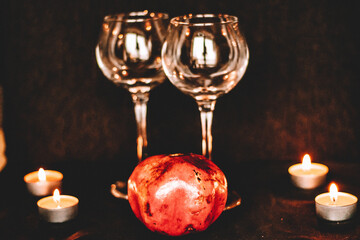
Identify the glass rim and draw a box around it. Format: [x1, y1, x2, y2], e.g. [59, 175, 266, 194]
[103, 10, 169, 23]
[170, 13, 238, 26]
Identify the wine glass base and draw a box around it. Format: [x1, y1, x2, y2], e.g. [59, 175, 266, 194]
[224, 190, 242, 211]
[110, 181, 128, 200]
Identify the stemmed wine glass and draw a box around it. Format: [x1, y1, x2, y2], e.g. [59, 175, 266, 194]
[96, 11, 169, 162]
[161, 14, 249, 209]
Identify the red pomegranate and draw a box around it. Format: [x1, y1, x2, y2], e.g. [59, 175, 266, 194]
[127, 153, 228, 236]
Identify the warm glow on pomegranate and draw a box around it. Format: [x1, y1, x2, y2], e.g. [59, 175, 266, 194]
[301, 154, 311, 171]
[38, 168, 46, 181]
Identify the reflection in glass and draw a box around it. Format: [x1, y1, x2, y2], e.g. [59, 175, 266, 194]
[191, 33, 218, 67]
[124, 32, 151, 61]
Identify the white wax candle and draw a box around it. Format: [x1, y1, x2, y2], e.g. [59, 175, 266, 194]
[315, 184, 357, 221]
[37, 190, 79, 223]
[288, 154, 328, 189]
[24, 168, 63, 196]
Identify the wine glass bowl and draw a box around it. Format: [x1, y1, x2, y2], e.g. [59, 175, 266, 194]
[96, 11, 169, 161]
[162, 14, 249, 103]
[96, 11, 168, 94]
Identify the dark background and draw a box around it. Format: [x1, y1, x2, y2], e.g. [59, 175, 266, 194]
[1, 1, 360, 239]
[2, 0, 359, 173]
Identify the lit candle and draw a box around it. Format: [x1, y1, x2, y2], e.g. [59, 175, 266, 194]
[315, 183, 357, 222]
[37, 189, 79, 223]
[24, 168, 63, 196]
[288, 154, 328, 189]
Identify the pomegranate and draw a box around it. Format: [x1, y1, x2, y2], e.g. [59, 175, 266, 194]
[127, 153, 227, 236]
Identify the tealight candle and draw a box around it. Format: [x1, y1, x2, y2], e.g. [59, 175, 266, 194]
[288, 154, 328, 189]
[24, 168, 63, 196]
[37, 189, 79, 223]
[315, 183, 357, 222]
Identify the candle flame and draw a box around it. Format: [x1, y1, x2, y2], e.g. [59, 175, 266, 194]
[53, 189, 61, 205]
[301, 154, 311, 171]
[38, 168, 46, 181]
[329, 183, 338, 203]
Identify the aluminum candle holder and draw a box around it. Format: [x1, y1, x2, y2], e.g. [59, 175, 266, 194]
[37, 190, 79, 223]
[315, 183, 358, 222]
[288, 154, 328, 189]
[24, 168, 63, 196]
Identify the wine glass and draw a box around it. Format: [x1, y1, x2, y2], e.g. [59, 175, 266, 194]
[161, 14, 249, 210]
[96, 11, 169, 161]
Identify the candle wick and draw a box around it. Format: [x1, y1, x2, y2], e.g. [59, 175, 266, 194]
[54, 198, 61, 208]
[330, 196, 337, 204]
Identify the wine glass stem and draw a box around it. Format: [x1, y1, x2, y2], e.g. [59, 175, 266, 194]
[131, 92, 149, 162]
[197, 100, 216, 160]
